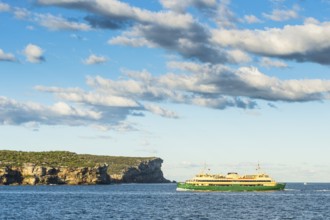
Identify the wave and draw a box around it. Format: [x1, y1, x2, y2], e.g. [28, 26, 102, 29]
[315, 189, 330, 192]
[284, 188, 299, 191]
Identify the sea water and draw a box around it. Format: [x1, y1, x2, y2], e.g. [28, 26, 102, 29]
[0, 183, 330, 219]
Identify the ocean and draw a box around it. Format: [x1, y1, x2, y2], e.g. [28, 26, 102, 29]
[0, 183, 329, 219]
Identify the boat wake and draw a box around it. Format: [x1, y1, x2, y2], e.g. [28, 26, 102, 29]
[315, 189, 330, 192]
[176, 188, 192, 192]
[284, 188, 299, 191]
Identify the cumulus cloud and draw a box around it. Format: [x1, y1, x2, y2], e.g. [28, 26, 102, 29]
[3, 5, 91, 31]
[212, 21, 330, 65]
[214, 0, 241, 28]
[35, 0, 322, 67]
[162, 62, 330, 102]
[0, 49, 17, 62]
[84, 15, 127, 29]
[23, 44, 45, 63]
[0, 2, 10, 12]
[39, 63, 330, 114]
[23, 0, 330, 67]
[35, 13, 91, 31]
[36, 0, 243, 64]
[3, 59, 330, 130]
[37, 0, 178, 26]
[259, 57, 288, 68]
[33, 65, 267, 129]
[109, 22, 244, 64]
[263, 5, 300, 21]
[14, 8, 30, 19]
[244, 15, 262, 24]
[2, 0, 330, 132]
[144, 104, 179, 118]
[83, 54, 108, 65]
[159, 0, 217, 13]
[35, 86, 139, 107]
[167, 61, 205, 73]
[0, 96, 101, 127]
[227, 49, 251, 63]
[0, 95, 141, 131]
[109, 35, 155, 48]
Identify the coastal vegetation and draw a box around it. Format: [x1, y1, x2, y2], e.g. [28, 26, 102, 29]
[0, 150, 156, 174]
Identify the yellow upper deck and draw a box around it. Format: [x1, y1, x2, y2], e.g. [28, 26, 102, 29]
[186, 168, 277, 186]
[192, 172, 273, 181]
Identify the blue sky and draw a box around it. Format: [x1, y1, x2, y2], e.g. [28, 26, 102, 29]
[1, 0, 330, 182]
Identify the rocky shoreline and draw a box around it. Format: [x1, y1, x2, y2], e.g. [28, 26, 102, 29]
[0, 151, 170, 185]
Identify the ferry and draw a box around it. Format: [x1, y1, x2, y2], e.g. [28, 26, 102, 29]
[177, 165, 285, 192]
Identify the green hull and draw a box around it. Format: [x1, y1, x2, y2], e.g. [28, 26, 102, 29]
[177, 183, 286, 192]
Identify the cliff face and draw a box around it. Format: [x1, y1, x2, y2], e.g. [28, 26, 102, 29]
[111, 158, 170, 183]
[0, 164, 110, 185]
[0, 151, 170, 185]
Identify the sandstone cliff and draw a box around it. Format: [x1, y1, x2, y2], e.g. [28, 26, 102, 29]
[0, 151, 170, 185]
[0, 164, 110, 185]
[110, 158, 170, 183]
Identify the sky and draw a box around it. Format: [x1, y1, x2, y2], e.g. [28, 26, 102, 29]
[1, 0, 330, 182]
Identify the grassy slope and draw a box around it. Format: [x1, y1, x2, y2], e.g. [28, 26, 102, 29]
[0, 150, 156, 174]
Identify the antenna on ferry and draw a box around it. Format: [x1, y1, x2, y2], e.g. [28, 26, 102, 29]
[256, 162, 261, 173]
[201, 163, 210, 174]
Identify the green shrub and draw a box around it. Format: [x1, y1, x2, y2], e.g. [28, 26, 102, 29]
[0, 150, 156, 175]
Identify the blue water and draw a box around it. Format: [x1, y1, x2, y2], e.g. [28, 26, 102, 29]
[0, 183, 330, 219]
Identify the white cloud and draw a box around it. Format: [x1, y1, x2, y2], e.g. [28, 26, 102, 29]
[259, 57, 288, 68]
[159, 0, 216, 13]
[214, 0, 240, 28]
[163, 62, 330, 102]
[0, 94, 140, 131]
[304, 17, 320, 25]
[37, 0, 236, 64]
[23, 44, 45, 63]
[212, 21, 330, 64]
[92, 63, 330, 105]
[37, 0, 194, 29]
[4, 5, 91, 31]
[109, 22, 237, 64]
[109, 35, 155, 48]
[144, 104, 179, 118]
[263, 5, 300, 21]
[35, 85, 139, 107]
[14, 8, 30, 19]
[3, 60, 330, 130]
[27, 0, 330, 66]
[51, 102, 101, 119]
[244, 15, 262, 24]
[35, 13, 91, 31]
[83, 54, 108, 65]
[167, 61, 205, 73]
[159, 0, 190, 12]
[227, 49, 251, 63]
[0, 49, 16, 62]
[0, 96, 101, 127]
[0, 2, 10, 12]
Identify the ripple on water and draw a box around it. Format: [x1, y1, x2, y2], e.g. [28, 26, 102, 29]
[0, 183, 330, 219]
